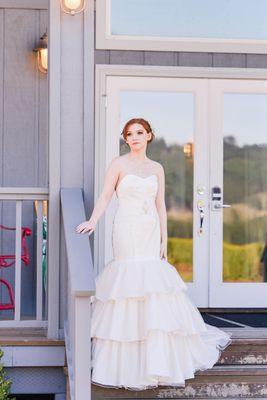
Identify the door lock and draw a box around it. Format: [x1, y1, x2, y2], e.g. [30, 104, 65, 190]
[211, 186, 231, 211]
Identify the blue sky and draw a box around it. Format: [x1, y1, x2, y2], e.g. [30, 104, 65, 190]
[120, 91, 267, 147]
[120, 91, 194, 146]
[111, 0, 267, 40]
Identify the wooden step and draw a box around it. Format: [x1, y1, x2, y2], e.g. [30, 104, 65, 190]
[90, 332, 267, 399]
[0, 328, 65, 346]
[64, 329, 267, 399]
[218, 337, 267, 365]
[92, 365, 267, 399]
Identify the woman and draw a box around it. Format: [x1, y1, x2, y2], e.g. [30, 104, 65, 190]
[76, 117, 232, 390]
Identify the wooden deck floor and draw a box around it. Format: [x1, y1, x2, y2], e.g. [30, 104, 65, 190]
[0, 328, 65, 346]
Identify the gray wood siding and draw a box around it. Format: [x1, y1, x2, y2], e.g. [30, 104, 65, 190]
[0, 7, 48, 188]
[95, 50, 267, 68]
[0, 5, 48, 317]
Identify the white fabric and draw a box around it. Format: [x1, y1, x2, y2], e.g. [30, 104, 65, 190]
[90, 174, 232, 390]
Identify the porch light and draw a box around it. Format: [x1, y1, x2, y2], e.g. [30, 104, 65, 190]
[183, 142, 194, 158]
[33, 32, 48, 74]
[60, 0, 86, 15]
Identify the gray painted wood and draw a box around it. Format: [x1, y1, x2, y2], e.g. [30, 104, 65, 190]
[109, 50, 144, 65]
[213, 53, 246, 68]
[59, 7, 84, 335]
[246, 54, 267, 68]
[2, 345, 65, 366]
[95, 49, 110, 64]
[0, 10, 3, 304]
[0, 10, 3, 186]
[95, 50, 267, 69]
[144, 51, 177, 66]
[0, 6, 48, 318]
[54, 395, 66, 400]
[39, 9, 49, 187]
[47, 0, 60, 339]
[4, 9, 38, 187]
[61, 188, 95, 297]
[82, 0, 95, 267]
[0, 0, 47, 9]
[178, 52, 213, 67]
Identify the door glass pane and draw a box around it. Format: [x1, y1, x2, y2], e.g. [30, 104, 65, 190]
[223, 93, 267, 282]
[119, 91, 194, 282]
[110, 0, 267, 40]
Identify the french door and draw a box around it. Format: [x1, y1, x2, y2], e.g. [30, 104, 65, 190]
[209, 79, 267, 307]
[97, 75, 267, 308]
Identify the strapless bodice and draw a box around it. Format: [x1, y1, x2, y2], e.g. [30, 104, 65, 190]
[112, 173, 160, 260]
[115, 174, 159, 218]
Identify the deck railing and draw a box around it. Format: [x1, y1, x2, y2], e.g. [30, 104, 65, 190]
[0, 187, 49, 327]
[61, 188, 95, 400]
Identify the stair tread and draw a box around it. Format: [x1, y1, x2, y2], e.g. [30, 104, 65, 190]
[197, 364, 267, 375]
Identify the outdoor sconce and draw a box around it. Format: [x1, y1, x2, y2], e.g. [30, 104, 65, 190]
[60, 0, 86, 15]
[33, 32, 48, 74]
[183, 142, 194, 158]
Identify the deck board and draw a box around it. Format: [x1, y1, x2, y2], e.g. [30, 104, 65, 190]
[0, 328, 65, 346]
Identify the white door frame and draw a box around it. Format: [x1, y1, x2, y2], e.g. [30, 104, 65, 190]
[95, 65, 267, 309]
[103, 75, 209, 307]
[209, 78, 267, 307]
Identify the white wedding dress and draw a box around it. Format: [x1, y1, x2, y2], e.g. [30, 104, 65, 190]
[90, 174, 232, 390]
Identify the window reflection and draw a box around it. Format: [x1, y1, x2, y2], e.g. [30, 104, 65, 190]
[223, 94, 267, 282]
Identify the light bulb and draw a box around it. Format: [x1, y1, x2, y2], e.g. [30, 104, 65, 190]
[39, 49, 48, 72]
[61, 0, 85, 15]
[64, 0, 82, 10]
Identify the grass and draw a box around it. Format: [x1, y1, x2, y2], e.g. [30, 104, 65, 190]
[167, 237, 265, 283]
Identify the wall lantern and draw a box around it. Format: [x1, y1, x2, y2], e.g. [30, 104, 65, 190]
[60, 0, 86, 15]
[33, 32, 48, 74]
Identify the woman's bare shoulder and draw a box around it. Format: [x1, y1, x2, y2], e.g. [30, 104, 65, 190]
[109, 154, 128, 166]
[152, 160, 165, 175]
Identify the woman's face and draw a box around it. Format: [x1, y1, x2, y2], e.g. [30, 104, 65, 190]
[124, 123, 151, 150]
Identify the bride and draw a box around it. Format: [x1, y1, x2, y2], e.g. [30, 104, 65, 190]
[76, 117, 232, 391]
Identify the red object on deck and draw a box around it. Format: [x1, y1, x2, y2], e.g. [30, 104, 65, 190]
[0, 224, 32, 311]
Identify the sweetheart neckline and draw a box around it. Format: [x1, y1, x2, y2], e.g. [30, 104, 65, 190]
[116, 174, 158, 192]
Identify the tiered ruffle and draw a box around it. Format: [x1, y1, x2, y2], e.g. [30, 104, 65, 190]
[90, 257, 233, 390]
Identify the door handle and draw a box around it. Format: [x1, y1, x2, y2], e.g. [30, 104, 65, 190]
[197, 200, 204, 236]
[213, 203, 231, 209]
[211, 186, 231, 211]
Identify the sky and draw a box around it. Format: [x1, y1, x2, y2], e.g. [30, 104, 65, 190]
[120, 91, 267, 147]
[120, 91, 194, 146]
[110, 0, 267, 40]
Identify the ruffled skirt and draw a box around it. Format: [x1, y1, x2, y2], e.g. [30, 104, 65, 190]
[90, 257, 233, 390]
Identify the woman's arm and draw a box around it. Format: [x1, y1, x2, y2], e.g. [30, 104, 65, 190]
[155, 164, 168, 259]
[76, 157, 120, 234]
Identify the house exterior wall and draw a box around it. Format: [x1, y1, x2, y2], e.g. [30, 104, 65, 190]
[0, 2, 48, 317]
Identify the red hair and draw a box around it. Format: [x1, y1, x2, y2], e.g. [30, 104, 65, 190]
[121, 118, 155, 144]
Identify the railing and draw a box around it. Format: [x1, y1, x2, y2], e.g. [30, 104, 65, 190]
[61, 188, 95, 400]
[0, 187, 49, 327]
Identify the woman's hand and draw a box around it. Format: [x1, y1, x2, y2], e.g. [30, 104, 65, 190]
[160, 239, 168, 260]
[75, 218, 96, 236]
